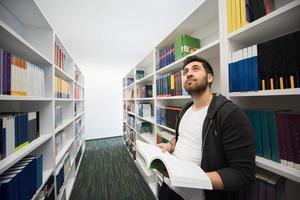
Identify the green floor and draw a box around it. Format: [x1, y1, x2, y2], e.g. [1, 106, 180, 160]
[70, 136, 156, 200]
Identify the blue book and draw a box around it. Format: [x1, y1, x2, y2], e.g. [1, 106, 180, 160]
[228, 62, 234, 92]
[0, 173, 20, 200]
[267, 111, 280, 162]
[261, 111, 272, 159]
[252, 45, 259, 91]
[156, 107, 161, 124]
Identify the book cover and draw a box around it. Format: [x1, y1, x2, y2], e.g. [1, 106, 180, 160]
[137, 140, 212, 189]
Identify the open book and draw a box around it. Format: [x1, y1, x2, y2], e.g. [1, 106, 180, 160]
[136, 140, 212, 190]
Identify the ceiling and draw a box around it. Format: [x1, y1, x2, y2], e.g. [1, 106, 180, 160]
[36, 0, 204, 73]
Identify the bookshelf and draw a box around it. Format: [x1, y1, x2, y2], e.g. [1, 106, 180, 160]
[123, 0, 300, 198]
[0, 1, 86, 200]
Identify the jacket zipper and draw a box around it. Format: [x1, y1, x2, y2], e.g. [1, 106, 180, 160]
[201, 119, 213, 165]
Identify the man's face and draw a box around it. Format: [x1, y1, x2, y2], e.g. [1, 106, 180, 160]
[182, 61, 213, 95]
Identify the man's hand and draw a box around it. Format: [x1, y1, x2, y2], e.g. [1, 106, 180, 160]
[156, 143, 172, 153]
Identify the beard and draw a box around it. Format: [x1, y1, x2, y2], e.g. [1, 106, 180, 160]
[184, 76, 209, 95]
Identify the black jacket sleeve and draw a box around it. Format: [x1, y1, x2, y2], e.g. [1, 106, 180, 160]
[216, 107, 256, 191]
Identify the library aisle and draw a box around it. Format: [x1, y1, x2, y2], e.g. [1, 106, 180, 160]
[70, 137, 156, 200]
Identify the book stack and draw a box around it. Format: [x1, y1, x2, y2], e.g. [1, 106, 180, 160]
[174, 34, 200, 61]
[136, 69, 145, 80]
[158, 43, 175, 69]
[55, 131, 65, 156]
[54, 42, 66, 71]
[156, 70, 188, 97]
[245, 109, 300, 169]
[156, 106, 181, 129]
[55, 77, 71, 99]
[135, 120, 151, 134]
[0, 112, 40, 160]
[127, 78, 134, 86]
[137, 103, 152, 118]
[0, 154, 43, 200]
[226, 0, 275, 33]
[228, 30, 300, 92]
[136, 85, 153, 98]
[55, 106, 63, 128]
[252, 168, 285, 200]
[1, 48, 45, 96]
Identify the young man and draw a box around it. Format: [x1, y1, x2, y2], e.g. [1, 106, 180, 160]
[157, 56, 255, 200]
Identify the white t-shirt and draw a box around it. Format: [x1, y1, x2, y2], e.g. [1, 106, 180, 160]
[170, 105, 208, 200]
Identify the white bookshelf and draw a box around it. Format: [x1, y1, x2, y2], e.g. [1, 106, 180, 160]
[122, 0, 300, 198]
[0, 1, 86, 200]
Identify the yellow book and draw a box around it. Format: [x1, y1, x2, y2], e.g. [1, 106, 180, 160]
[235, 0, 241, 30]
[231, 0, 237, 31]
[240, 0, 249, 27]
[227, 0, 233, 33]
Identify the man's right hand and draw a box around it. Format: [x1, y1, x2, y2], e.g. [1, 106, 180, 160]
[156, 143, 172, 153]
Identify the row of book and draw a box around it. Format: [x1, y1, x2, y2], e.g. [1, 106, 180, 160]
[55, 77, 71, 99]
[135, 120, 151, 134]
[158, 34, 200, 70]
[156, 70, 188, 97]
[56, 152, 71, 196]
[136, 85, 153, 98]
[36, 175, 55, 200]
[125, 101, 135, 113]
[74, 84, 84, 99]
[54, 42, 66, 71]
[1, 49, 45, 96]
[127, 115, 135, 128]
[0, 154, 43, 200]
[125, 134, 136, 160]
[228, 44, 259, 92]
[229, 30, 300, 92]
[227, 0, 275, 33]
[55, 130, 66, 156]
[0, 112, 40, 160]
[127, 78, 134, 86]
[55, 105, 63, 128]
[74, 66, 83, 85]
[245, 109, 300, 169]
[252, 169, 284, 200]
[137, 103, 152, 118]
[156, 106, 181, 130]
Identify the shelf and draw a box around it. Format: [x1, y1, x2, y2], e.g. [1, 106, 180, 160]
[55, 139, 74, 166]
[135, 97, 154, 101]
[135, 73, 154, 84]
[125, 110, 135, 116]
[229, 88, 300, 97]
[156, 123, 175, 133]
[156, 39, 220, 75]
[55, 118, 74, 134]
[74, 80, 84, 88]
[124, 82, 135, 90]
[228, 1, 300, 45]
[135, 115, 155, 124]
[137, 132, 156, 145]
[75, 99, 85, 102]
[0, 95, 52, 101]
[126, 122, 137, 132]
[0, 20, 52, 66]
[55, 98, 74, 101]
[0, 134, 52, 174]
[124, 98, 135, 101]
[55, 65, 73, 82]
[75, 112, 85, 119]
[31, 168, 54, 200]
[256, 156, 300, 183]
[156, 95, 191, 100]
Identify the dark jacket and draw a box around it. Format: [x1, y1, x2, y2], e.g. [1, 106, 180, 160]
[175, 94, 256, 200]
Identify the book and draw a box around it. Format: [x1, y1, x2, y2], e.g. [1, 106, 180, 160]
[136, 140, 212, 190]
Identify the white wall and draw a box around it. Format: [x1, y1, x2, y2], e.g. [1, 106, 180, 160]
[82, 65, 127, 140]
